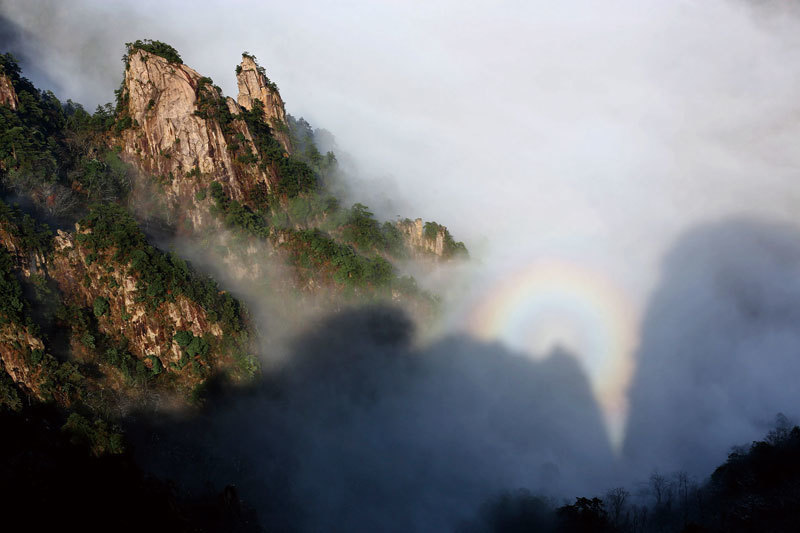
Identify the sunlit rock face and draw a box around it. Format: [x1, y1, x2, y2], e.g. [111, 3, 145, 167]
[0, 322, 46, 400]
[0, 72, 18, 110]
[119, 49, 276, 229]
[49, 226, 224, 378]
[396, 218, 467, 261]
[398, 217, 447, 258]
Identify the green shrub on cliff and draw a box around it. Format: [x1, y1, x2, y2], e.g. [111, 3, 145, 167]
[0, 54, 65, 188]
[62, 412, 124, 456]
[340, 203, 403, 255]
[124, 39, 183, 65]
[0, 248, 24, 325]
[288, 229, 394, 288]
[0, 201, 53, 254]
[173, 330, 209, 359]
[92, 296, 109, 318]
[0, 372, 22, 412]
[207, 181, 270, 238]
[239, 100, 317, 198]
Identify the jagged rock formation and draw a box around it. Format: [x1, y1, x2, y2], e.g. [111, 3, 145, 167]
[0, 72, 17, 110]
[111, 43, 467, 304]
[236, 54, 292, 153]
[0, 201, 255, 407]
[119, 49, 276, 228]
[50, 227, 223, 374]
[397, 218, 467, 260]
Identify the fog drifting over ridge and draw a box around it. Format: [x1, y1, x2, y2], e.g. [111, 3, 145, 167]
[4, 0, 800, 471]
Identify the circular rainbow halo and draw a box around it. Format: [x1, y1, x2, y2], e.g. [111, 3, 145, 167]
[467, 258, 638, 448]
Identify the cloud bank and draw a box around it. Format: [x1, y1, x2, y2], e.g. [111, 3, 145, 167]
[5, 0, 800, 519]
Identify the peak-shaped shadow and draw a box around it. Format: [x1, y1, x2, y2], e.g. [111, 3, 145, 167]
[624, 218, 800, 476]
[133, 305, 613, 532]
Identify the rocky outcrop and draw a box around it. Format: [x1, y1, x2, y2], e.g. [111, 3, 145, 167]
[114, 44, 465, 301]
[0, 195, 256, 405]
[236, 55, 292, 153]
[0, 72, 18, 110]
[119, 49, 275, 229]
[0, 323, 46, 400]
[50, 227, 224, 378]
[397, 218, 466, 260]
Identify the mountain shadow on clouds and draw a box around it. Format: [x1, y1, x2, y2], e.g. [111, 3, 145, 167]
[131, 305, 613, 533]
[624, 218, 800, 477]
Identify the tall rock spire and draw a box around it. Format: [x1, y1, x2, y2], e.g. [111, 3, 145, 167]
[236, 54, 293, 154]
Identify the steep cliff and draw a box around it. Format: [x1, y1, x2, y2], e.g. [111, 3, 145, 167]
[51, 204, 256, 388]
[0, 72, 18, 110]
[0, 242, 54, 404]
[118, 45, 276, 229]
[0, 205, 51, 402]
[236, 54, 293, 153]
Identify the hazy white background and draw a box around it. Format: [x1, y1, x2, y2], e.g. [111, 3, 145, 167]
[6, 0, 800, 297]
[5, 0, 800, 447]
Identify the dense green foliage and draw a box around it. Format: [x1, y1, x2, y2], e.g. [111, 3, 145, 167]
[92, 296, 109, 318]
[287, 115, 337, 177]
[102, 344, 151, 384]
[0, 370, 21, 411]
[0, 53, 131, 216]
[173, 330, 211, 375]
[340, 203, 403, 254]
[56, 303, 158, 386]
[69, 149, 131, 201]
[0, 248, 25, 325]
[206, 180, 408, 291]
[76, 203, 247, 333]
[0, 53, 66, 189]
[63, 100, 116, 135]
[240, 100, 317, 197]
[62, 411, 125, 455]
[124, 39, 183, 65]
[0, 199, 53, 253]
[288, 228, 394, 288]
[208, 180, 271, 238]
[193, 76, 233, 132]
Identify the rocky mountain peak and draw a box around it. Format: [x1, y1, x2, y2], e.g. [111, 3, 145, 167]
[118, 48, 276, 229]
